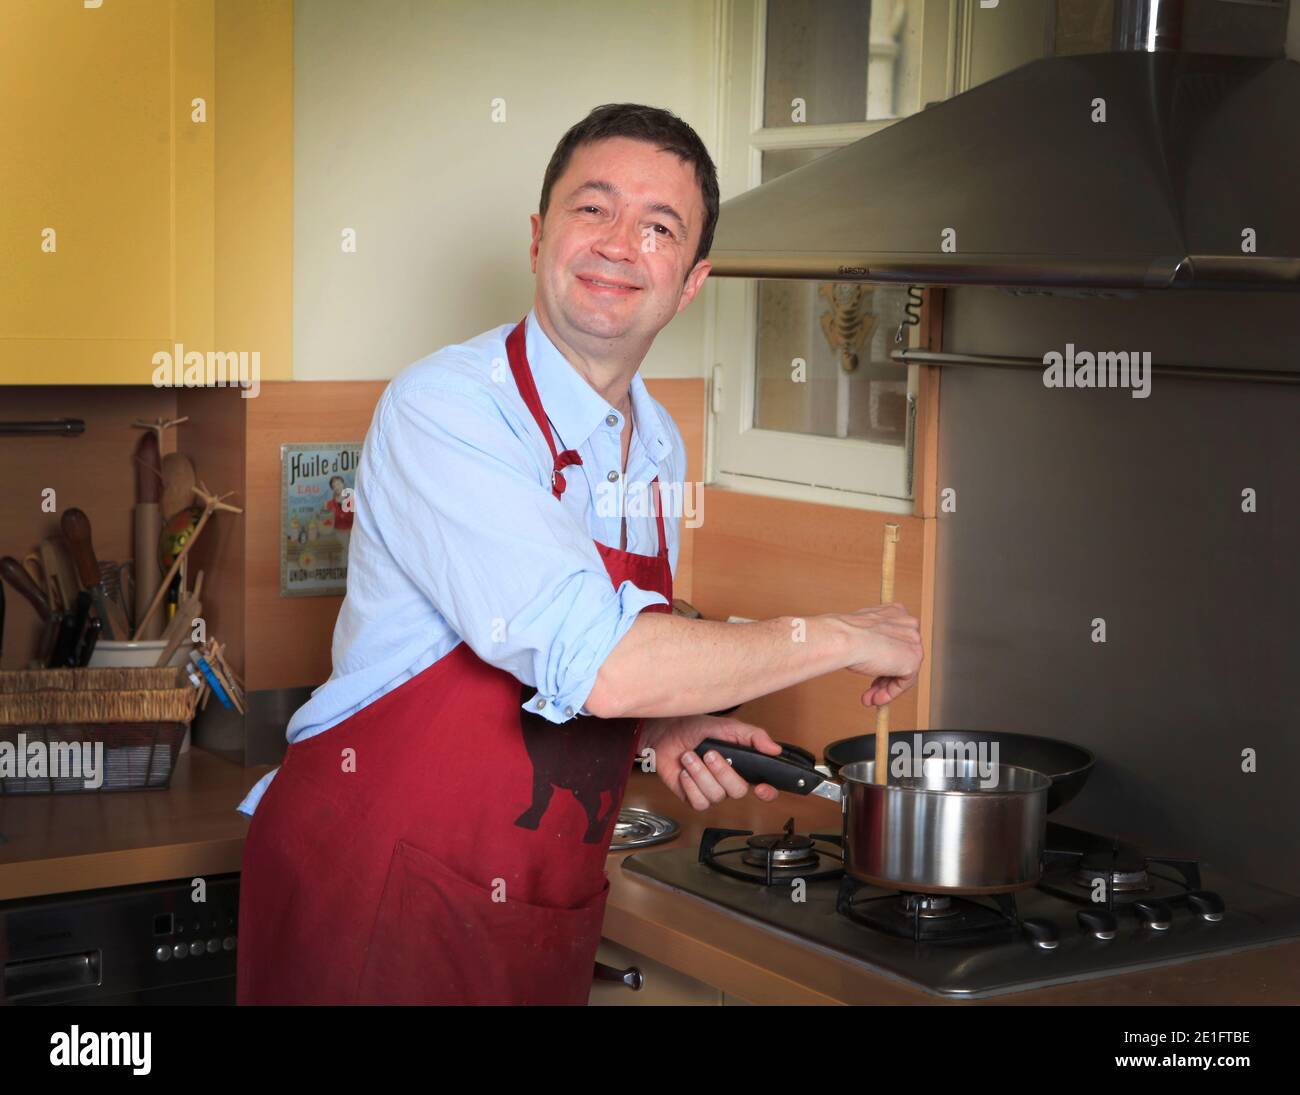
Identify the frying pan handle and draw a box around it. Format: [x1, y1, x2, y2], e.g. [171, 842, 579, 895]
[694, 738, 824, 796]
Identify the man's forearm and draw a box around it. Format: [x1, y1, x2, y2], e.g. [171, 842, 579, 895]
[584, 613, 854, 719]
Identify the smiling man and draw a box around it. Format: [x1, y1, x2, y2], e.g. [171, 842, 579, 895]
[235, 104, 923, 1006]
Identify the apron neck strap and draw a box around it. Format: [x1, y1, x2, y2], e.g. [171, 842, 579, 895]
[507, 316, 582, 499]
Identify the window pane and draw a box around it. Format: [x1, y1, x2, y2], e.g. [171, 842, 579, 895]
[763, 0, 927, 127]
[754, 280, 910, 444]
[752, 146, 910, 444]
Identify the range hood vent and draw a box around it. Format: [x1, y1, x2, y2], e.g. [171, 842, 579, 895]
[708, 0, 1300, 291]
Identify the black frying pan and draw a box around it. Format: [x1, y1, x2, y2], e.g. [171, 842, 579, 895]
[822, 730, 1093, 814]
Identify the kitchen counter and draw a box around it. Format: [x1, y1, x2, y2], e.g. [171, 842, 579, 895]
[3, 750, 1297, 1004]
[0, 748, 268, 902]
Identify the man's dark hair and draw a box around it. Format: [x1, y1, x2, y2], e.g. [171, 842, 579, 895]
[539, 103, 720, 271]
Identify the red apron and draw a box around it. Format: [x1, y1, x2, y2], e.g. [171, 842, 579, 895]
[236, 316, 672, 1005]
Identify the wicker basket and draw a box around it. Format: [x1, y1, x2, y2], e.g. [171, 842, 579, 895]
[0, 666, 198, 794]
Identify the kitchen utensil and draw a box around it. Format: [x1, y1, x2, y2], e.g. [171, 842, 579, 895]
[822, 730, 1094, 814]
[154, 571, 203, 667]
[40, 537, 80, 614]
[47, 591, 93, 668]
[1, 556, 52, 620]
[133, 430, 164, 639]
[0, 418, 84, 436]
[98, 560, 132, 626]
[697, 738, 1051, 893]
[134, 484, 238, 640]
[158, 505, 202, 571]
[73, 616, 102, 667]
[0, 555, 61, 663]
[874, 522, 900, 784]
[21, 552, 50, 603]
[60, 509, 130, 641]
[161, 451, 197, 521]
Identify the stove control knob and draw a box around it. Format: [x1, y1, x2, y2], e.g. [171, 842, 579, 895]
[1187, 890, 1225, 922]
[1077, 908, 1117, 940]
[1023, 918, 1059, 950]
[1134, 899, 1172, 931]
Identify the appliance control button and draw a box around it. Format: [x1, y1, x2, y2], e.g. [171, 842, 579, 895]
[206, 938, 221, 954]
[189, 940, 204, 956]
[1134, 899, 1172, 931]
[1187, 890, 1225, 922]
[1077, 908, 1118, 940]
[173, 943, 187, 959]
[1022, 918, 1059, 950]
[222, 936, 236, 951]
[155, 945, 172, 962]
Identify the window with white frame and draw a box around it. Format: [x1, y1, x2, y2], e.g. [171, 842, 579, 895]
[708, 0, 967, 513]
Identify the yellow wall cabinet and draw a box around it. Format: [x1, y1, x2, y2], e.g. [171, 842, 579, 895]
[1, 0, 291, 386]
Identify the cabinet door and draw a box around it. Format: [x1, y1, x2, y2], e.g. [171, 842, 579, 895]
[0, 0, 213, 384]
[589, 940, 723, 1006]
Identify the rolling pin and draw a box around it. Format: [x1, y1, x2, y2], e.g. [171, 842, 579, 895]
[134, 430, 164, 639]
[874, 523, 900, 785]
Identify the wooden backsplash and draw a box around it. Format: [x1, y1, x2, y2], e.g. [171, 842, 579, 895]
[689, 489, 927, 758]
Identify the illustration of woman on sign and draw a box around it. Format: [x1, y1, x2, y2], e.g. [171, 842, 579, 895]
[323, 474, 355, 553]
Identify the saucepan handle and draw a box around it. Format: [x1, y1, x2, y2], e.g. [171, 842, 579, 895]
[694, 738, 825, 796]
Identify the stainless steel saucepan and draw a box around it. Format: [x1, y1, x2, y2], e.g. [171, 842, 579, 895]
[695, 739, 1051, 894]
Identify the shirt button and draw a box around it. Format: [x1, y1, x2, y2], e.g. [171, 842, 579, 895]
[606, 413, 618, 427]
[564, 706, 574, 717]
[607, 470, 619, 482]
[535, 697, 546, 710]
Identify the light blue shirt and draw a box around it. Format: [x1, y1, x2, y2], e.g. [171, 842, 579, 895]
[237, 308, 683, 816]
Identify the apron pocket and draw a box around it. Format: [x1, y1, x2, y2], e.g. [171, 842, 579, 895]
[356, 837, 609, 1005]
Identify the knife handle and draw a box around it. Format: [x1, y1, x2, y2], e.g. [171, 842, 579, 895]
[60, 508, 103, 588]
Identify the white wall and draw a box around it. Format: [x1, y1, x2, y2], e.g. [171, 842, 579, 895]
[292, 0, 720, 381]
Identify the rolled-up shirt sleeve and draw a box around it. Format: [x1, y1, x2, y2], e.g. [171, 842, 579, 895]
[360, 378, 667, 724]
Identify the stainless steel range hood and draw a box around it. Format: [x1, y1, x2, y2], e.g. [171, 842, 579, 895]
[708, 0, 1300, 291]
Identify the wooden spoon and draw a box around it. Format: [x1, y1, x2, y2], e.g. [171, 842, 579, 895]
[873, 523, 900, 785]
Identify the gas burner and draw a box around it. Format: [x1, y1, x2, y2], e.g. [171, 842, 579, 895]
[743, 827, 819, 871]
[900, 893, 958, 920]
[839, 879, 1061, 949]
[838, 877, 1028, 944]
[1037, 825, 1226, 920]
[1071, 848, 1150, 893]
[699, 819, 844, 886]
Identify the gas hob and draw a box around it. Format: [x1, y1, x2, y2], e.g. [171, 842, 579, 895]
[620, 820, 1300, 998]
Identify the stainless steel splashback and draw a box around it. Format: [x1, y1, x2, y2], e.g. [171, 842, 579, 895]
[929, 286, 1300, 893]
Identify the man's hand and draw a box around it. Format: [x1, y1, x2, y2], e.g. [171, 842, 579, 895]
[835, 602, 924, 708]
[638, 715, 783, 811]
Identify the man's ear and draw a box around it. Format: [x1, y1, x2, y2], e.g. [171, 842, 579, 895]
[677, 258, 712, 312]
[529, 212, 543, 273]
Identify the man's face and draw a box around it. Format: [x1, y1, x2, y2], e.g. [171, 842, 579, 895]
[530, 136, 712, 348]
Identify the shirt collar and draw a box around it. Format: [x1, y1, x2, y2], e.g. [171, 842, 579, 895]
[523, 307, 672, 465]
